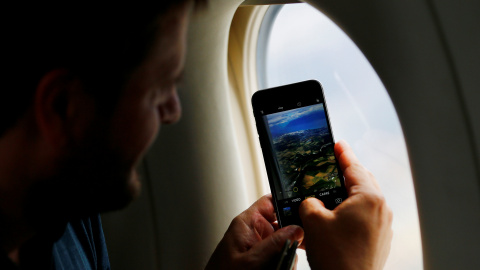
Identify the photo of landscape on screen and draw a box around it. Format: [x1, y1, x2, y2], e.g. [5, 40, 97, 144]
[266, 104, 341, 199]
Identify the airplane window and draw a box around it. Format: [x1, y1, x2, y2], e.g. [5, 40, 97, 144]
[256, 4, 423, 270]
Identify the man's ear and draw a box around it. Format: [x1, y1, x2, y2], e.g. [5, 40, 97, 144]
[34, 69, 93, 149]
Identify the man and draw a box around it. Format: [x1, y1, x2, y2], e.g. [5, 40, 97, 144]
[0, 1, 392, 269]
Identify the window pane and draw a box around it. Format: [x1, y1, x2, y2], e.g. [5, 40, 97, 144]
[257, 4, 422, 270]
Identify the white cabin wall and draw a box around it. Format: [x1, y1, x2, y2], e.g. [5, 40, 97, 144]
[143, 0, 247, 267]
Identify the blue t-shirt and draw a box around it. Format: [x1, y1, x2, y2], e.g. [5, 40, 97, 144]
[1, 215, 110, 269]
[52, 215, 110, 270]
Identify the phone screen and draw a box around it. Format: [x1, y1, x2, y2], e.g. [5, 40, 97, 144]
[253, 81, 347, 227]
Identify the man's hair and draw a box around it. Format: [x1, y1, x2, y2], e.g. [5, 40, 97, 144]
[1, 0, 206, 136]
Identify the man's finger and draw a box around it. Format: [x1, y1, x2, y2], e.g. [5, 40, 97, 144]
[248, 225, 304, 265]
[299, 198, 332, 225]
[247, 194, 277, 223]
[335, 140, 381, 192]
[342, 163, 382, 194]
[334, 140, 360, 172]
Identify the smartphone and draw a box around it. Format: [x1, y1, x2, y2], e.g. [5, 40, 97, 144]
[252, 80, 347, 227]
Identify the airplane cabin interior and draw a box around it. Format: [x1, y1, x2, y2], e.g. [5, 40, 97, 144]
[101, 0, 480, 269]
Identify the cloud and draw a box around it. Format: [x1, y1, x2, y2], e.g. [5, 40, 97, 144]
[267, 104, 324, 128]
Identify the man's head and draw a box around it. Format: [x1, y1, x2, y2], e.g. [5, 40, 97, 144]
[0, 0, 204, 235]
[2, 1, 204, 135]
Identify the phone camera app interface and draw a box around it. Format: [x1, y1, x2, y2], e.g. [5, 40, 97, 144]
[263, 103, 342, 203]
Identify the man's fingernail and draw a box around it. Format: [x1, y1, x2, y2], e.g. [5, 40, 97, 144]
[338, 140, 349, 147]
[285, 225, 303, 235]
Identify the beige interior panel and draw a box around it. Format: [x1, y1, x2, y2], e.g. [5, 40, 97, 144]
[103, 0, 247, 269]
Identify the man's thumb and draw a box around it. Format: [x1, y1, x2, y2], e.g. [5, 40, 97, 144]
[299, 198, 331, 220]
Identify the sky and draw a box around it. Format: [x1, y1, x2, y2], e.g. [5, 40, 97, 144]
[266, 104, 327, 138]
[259, 4, 422, 270]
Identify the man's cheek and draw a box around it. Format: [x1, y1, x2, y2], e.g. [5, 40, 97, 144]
[143, 110, 161, 151]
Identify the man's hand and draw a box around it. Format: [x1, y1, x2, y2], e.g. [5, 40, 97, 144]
[299, 140, 393, 270]
[206, 194, 304, 270]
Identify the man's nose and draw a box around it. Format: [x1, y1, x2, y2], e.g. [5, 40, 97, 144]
[160, 91, 182, 124]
